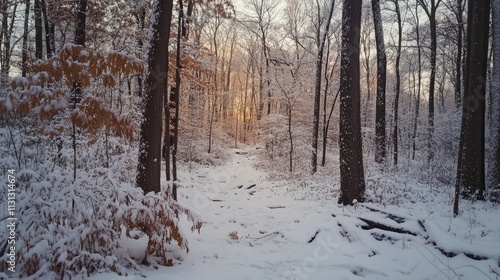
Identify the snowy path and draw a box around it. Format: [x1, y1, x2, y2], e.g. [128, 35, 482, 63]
[92, 149, 500, 280]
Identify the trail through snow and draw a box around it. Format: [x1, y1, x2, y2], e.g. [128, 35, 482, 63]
[91, 148, 500, 280]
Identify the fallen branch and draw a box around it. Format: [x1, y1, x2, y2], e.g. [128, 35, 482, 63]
[245, 231, 283, 241]
[308, 230, 320, 243]
[358, 217, 418, 236]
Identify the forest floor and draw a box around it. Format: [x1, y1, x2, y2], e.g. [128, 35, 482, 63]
[91, 146, 500, 280]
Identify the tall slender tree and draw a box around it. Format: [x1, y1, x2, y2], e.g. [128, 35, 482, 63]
[21, 0, 30, 77]
[137, 0, 174, 194]
[443, 0, 465, 109]
[338, 0, 365, 205]
[171, 0, 185, 201]
[418, 0, 442, 163]
[311, 0, 335, 174]
[34, 0, 43, 59]
[391, 0, 402, 166]
[372, 0, 386, 164]
[41, 0, 54, 58]
[454, 0, 489, 214]
[409, 1, 422, 160]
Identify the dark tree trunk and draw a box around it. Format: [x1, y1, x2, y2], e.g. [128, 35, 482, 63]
[75, 0, 87, 46]
[410, 1, 422, 160]
[184, 0, 194, 38]
[372, 0, 386, 164]
[137, 0, 174, 194]
[418, 0, 442, 163]
[172, 0, 184, 201]
[455, 0, 489, 212]
[21, 0, 30, 77]
[34, 0, 43, 59]
[70, 0, 87, 181]
[454, 0, 464, 109]
[162, 86, 172, 181]
[338, 0, 366, 205]
[392, 0, 402, 166]
[41, 0, 54, 58]
[321, 37, 339, 167]
[311, 0, 335, 174]
[135, 5, 146, 97]
[491, 0, 500, 202]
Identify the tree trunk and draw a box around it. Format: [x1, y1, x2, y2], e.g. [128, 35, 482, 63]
[338, 0, 366, 205]
[321, 37, 339, 167]
[21, 0, 30, 77]
[137, 0, 174, 194]
[392, 0, 402, 166]
[311, 0, 335, 174]
[362, 22, 371, 127]
[455, 0, 489, 206]
[75, 0, 87, 46]
[491, 0, 500, 202]
[1, 2, 17, 88]
[172, 0, 184, 201]
[41, 0, 54, 58]
[34, 0, 43, 59]
[135, 5, 146, 97]
[372, 0, 386, 164]
[454, 0, 464, 109]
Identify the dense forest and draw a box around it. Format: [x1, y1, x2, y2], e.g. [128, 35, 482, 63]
[0, 0, 499, 279]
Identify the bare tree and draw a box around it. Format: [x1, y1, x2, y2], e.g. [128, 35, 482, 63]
[407, 1, 422, 160]
[242, 0, 280, 120]
[338, 0, 366, 205]
[41, 0, 54, 58]
[311, 0, 335, 174]
[443, 0, 465, 109]
[1, 1, 18, 88]
[137, 0, 174, 194]
[389, 0, 402, 166]
[34, 0, 42, 59]
[21, 0, 30, 77]
[454, 0, 489, 214]
[372, 0, 386, 164]
[418, 0, 442, 163]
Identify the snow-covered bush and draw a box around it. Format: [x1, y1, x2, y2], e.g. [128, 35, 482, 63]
[0, 45, 202, 279]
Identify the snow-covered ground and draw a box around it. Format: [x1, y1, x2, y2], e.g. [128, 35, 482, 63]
[90, 147, 500, 280]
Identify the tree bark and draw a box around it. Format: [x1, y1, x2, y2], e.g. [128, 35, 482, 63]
[135, 5, 146, 97]
[372, 0, 386, 164]
[491, 0, 500, 202]
[454, 0, 464, 109]
[137, 0, 174, 194]
[75, 0, 87, 46]
[41, 0, 54, 58]
[338, 0, 365, 205]
[392, 0, 402, 166]
[455, 0, 489, 209]
[21, 0, 30, 77]
[34, 0, 43, 59]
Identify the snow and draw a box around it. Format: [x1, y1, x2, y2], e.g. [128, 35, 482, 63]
[87, 147, 500, 280]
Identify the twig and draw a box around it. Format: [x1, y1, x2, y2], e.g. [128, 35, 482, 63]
[308, 230, 320, 243]
[246, 231, 282, 241]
